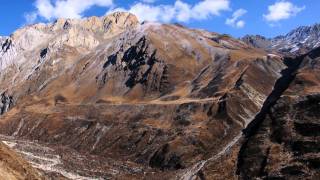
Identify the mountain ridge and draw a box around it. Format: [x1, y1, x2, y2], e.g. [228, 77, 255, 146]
[0, 12, 319, 179]
[242, 23, 320, 55]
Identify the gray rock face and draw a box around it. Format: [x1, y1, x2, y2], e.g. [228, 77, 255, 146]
[0, 12, 139, 73]
[242, 24, 320, 55]
[0, 92, 14, 115]
[241, 35, 272, 50]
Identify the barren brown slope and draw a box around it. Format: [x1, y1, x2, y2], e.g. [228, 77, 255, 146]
[0, 12, 293, 179]
[0, 142, 44, 180]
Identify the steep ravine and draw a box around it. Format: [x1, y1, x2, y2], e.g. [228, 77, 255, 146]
[242, 55, 304, 137]
[236, 54, 306, 178]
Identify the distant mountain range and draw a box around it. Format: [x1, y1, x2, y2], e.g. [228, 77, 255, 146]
[242, 23, 320, 55]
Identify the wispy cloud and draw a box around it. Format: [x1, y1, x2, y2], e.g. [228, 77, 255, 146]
[25, 0, 113, 23]
[263, 1, 305, 23]
[225, 8, 247, 28]
[107, 0, 231, 23]
[24, 12, 38, 24]
[26, 0, 231, 24]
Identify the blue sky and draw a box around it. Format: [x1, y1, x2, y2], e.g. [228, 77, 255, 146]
[1, 0, 319, 38]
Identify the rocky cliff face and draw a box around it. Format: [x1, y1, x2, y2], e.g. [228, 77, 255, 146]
[0, 12, 319, 179]
[241, 35, 272, 50]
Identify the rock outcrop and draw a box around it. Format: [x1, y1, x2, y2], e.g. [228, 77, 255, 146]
[0, 92, 14, 115]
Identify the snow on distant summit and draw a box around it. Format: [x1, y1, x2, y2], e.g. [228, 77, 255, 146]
[242, 23, 320, 55]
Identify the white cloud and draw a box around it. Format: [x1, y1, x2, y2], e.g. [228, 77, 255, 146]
[236, 20, 245, 28]
[174, 1, 192, 22]
[126, 3, 176, 22]
[27, 0, 230, 24]
[27, 0, 113, 22]
[24, 12, 38, 24]
[107, 0, 230, 23]
[225, 8, 247, 28]
[192, 0, 230, 20]
[263, 1, 305, 22]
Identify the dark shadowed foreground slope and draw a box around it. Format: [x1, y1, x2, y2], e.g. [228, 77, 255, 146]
[237, 47, 320, 179]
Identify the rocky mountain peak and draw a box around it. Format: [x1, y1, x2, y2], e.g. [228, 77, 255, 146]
[51, 12, 139, 34]
[0, 12, 141, 72]
[242, 23, 320, 55]
[241, 35, 271, 49]
[6, 12, 139, 50]
[280, 23, 320, 45]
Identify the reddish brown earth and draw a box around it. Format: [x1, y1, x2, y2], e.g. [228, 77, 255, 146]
[0, 12, 319, 179]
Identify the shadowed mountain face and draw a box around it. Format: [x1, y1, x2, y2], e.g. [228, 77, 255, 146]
[237, 47, 320, 179]
[0, 12, 319, 179]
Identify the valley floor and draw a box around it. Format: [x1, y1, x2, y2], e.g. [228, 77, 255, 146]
[0, 135, 145, 180]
